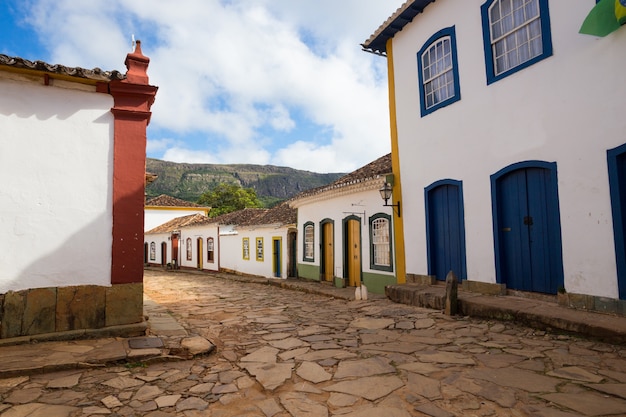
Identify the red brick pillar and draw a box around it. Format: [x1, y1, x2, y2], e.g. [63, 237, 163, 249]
[108, 41, 158, 285]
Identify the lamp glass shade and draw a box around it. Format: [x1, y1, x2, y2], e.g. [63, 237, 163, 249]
[379, 183, 392, 201]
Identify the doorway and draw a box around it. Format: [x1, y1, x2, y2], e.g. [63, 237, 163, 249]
[196, 237, 203, 269]
[607, 144, 626, 299]
[344, 216, 361, 287]
[492, 161, 564, 294]
[273, 237, 282, 278]
[321, 220, 334, 282]
[425, 180, 467, 281]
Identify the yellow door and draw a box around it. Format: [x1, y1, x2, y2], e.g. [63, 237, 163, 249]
[323, 222, 334, 281]
[347, 219, 361, 287]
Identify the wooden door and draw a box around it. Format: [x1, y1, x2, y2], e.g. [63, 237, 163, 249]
[273, 238, 282, 278]
[426, 181, 466, 281]
[495, 165, 563, 294]
[346, 218, 361, 287]
[171, 235, 179, 267]
[197, 238, 203, 269]
[160, 242, 167, 266]
[322, 222, 334, 281]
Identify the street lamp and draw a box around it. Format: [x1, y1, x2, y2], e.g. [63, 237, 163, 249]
[379, 182, 401, 217]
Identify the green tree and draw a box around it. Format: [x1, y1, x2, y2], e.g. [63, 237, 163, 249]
[198, 183, 263, 217]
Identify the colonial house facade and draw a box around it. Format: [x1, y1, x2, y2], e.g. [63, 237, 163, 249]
[144, 194, 210, 232]
[144, 213, 218, 271]
[217, 204, 297, 279]
[362, 1, 626, 310]
[144, 202, 296, 280]
[0, 42, 157, 339]
[289, 154, 399, 294]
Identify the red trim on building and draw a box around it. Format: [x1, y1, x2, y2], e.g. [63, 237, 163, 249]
[108, 41, 158, 285]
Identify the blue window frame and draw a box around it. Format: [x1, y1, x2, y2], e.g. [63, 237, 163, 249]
[417, 26, 461, 117]
[481, 0, 553, 84]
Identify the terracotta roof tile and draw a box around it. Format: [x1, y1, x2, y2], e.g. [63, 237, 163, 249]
[0, 54, 125, 82]
[253, 202, 297, 226]
[145, 194, 205, 208]
[145, 213, 212, 234]
[210, 208, 268, 226]
[361, 0, 436, 55]
[291, 153, 391, 201]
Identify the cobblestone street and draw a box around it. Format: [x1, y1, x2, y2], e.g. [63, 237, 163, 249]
[2, 269, 626, 416]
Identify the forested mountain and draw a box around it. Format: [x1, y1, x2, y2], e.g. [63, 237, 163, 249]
[146, 158, 345, 206]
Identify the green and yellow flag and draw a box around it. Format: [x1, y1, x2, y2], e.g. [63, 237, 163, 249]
[580, 0, 626, 36]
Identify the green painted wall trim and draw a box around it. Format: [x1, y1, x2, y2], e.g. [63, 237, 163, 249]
[297, 263, 320, 282]
[362, 272, 396, 294]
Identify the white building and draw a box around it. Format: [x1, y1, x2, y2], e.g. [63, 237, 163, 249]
[363, 1, 626, 310]
[145, 202, 297, 279]
[289, 154, 397, 294]
[145, 194, 210, 232]
[144, 213, 218, 271]
[217, 204, 297, 279]
[0, 42, 157, 338]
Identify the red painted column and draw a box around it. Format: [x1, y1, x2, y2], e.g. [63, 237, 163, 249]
[108, 41, 158, 284]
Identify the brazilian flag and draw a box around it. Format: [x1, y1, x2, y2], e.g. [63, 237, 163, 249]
[580, 0, 626, 36]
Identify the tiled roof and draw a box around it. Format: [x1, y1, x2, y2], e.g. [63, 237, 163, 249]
[290, 153, 391, 201]
[251, 202, 297, 226]
[0, 54, 125, 82]
[145, 213, 212, 234]
[145, 194, 204, 208]
[361, 0, 436, 56]
[212, 203, 296, 227]
[210, 208, 268, 226]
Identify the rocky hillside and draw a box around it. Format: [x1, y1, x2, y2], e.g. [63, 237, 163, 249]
[146, 158, 345, 205]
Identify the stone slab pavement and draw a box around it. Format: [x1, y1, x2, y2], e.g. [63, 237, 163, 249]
[0, 269, 625, 417]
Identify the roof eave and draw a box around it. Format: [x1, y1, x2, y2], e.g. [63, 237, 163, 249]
[361, 0, 436, 56]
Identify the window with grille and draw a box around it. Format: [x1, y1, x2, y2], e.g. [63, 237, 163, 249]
[256, 237, 264, 261]
[369, 214, 393, 272]
[417, 26, 460, 117]
[303, 222, 314, 261]
[186, 238, 192, 261]
[481, 0, 552, 84]
[242, 238, 250, 260]
[207, 237, 214, 262]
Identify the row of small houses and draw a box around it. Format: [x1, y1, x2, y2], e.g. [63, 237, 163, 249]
[144, 154, 397, 294]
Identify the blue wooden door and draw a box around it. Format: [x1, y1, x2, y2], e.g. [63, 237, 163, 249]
[607, 145, 626, 299]
[426, 182, 466, 281]
[495, 166, 562, 293]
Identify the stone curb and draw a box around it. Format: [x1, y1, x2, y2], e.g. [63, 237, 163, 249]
[386, 284, 626, 344]
[0, 322, 148, 348]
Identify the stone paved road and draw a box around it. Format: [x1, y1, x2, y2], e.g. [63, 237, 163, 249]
[2, 269, 626, 417]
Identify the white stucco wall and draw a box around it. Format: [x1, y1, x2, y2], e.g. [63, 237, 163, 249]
[219, 225, 291, 279]
[0, 75, 114, 292]
[177, 225, 220, 271]
[390, 0, 625, 297]
[295, 184, 396, 280]
[145, 208, 208, 232]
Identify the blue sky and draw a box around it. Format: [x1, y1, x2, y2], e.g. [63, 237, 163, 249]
[0, 1, 404, 173]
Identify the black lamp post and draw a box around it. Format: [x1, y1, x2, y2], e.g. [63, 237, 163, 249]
[379, 182, 400, 217]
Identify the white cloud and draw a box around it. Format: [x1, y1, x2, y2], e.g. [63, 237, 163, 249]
[23, 0, 403, 172]
[162, 145, 272, 166]
[146, 138, 175, 154]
